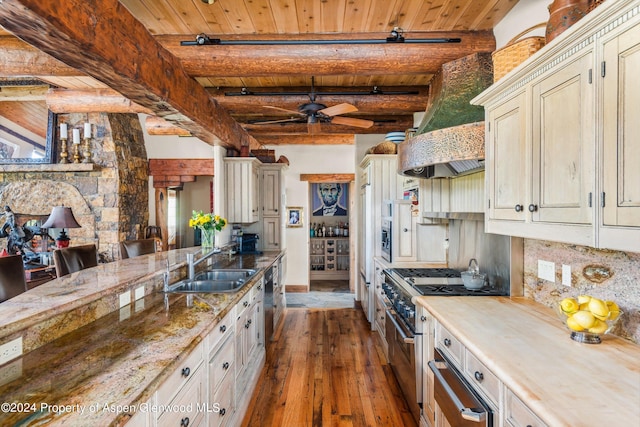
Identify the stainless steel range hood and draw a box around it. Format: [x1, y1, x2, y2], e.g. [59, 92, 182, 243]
[398, 121, 485, 179]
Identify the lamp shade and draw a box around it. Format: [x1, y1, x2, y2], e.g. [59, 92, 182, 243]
[42, 206, 81, 229]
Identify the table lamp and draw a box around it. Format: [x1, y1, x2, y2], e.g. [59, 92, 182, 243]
[42, 206, 81, 248]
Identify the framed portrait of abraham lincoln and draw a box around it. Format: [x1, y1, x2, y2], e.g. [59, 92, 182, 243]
[311, 183, 348, 217]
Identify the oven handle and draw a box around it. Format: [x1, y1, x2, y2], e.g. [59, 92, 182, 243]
[427, 360, 486, 423]
[385, 309, 414, 344]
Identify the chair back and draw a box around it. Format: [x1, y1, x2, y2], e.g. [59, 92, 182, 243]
[0, 254, 28, 302]
[53, 244, 98, 277]
[119, 238, 156, 259]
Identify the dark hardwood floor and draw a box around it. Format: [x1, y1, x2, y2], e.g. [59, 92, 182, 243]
[241, 307, 417, 427]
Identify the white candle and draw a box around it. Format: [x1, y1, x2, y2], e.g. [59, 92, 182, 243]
[60, 123, 67, 137]
[84, 122, 91, 138]
[72, 128, 81, 145]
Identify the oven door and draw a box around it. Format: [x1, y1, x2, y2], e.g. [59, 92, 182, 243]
[428, 349, 493, 426]
[386, 309, 419, 423]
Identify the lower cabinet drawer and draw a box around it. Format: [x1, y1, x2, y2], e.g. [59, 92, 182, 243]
[156, 364, 204, 426]
[464, 350, 500, 406]
[208, 308, 235, 353]
[156, 342, 204, 406]
[505, 389, 547, 427]
[434, 322, 463, 367]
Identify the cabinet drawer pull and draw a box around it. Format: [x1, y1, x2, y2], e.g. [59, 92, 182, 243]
[514, 204, 523, 212]
[528, 204, 538, 212]
[220, 408, 226, 416]
[420, 315, 427, 321]
[474, 371, 484, 382]
[219, 324, 227, 333]
[444, 338, 451, 347]
[181, 367, 190, 377]
[243, 301, 249, 307]
[222, 361, 230, 370]
[180, 416, 190, 426]
[258, 285, 262, 290]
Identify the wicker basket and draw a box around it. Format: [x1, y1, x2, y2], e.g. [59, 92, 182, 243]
[492, 23, 546, 82]
[373, 141, 397, 154]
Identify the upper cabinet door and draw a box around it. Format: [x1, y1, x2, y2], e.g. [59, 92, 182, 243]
[602, 23, 640, 228]
[262, 168, 281, 217]
[225, 158, 261, 223]
[487, 91, 528, 222]
[531, 50, 595, 226]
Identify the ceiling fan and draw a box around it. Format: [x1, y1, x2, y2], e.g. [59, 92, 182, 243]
[256, 77, 374, 133]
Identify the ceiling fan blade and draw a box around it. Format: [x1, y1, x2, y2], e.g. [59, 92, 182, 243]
[330, 116, 374, 128]
[262, 105, 304, 116]
[253, 118, 304, 125]
[318, 103, 358, 117]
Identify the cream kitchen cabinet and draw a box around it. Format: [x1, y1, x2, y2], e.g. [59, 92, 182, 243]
[392, 200, 417, 261]
[373, 259, 387, 356]
[482, 45, 595, 247]
[225, 158, 261, 224]
[418, 306, 435, 427]
[600, 19, 640, 252]
[260, 164, 287, 250]
[473, 0, 640, 252]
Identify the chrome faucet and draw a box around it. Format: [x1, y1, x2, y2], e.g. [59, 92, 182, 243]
[186, 248, 219, 280]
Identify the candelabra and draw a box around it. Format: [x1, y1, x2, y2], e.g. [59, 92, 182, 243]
[82, 137, 92, 164]
[59, 136, 69, 164]
[59, 123, 69, 164]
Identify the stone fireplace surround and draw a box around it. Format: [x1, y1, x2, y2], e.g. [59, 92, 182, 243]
[0, 113, 149, 262]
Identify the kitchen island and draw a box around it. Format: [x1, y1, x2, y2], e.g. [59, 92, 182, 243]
[0, 248, 283, 426]
[414, 296, 640, 426]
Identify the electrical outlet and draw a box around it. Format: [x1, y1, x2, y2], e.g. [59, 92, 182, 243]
[538, 260, 556, 283]
[134, 286, 145, 301]
[562, 264, 572, 286]
[119, 291, 131, 308]
[0, 337, 23, 366]
[0, 359, 22, 386]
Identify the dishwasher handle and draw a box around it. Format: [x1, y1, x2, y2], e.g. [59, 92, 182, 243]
[428, 360, 486, 423]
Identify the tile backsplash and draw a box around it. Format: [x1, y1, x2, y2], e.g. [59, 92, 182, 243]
[524, 239, 640, 344]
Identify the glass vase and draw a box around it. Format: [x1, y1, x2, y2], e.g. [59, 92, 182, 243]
[201, 228, 215, 249]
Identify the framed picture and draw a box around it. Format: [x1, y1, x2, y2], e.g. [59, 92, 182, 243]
[286, 206, 303, 227]
[311, 183, 348, 217]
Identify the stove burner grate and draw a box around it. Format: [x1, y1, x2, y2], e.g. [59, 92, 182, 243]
[391, 268, 461, 278]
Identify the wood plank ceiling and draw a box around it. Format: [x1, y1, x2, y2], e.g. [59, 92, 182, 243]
[0, 0, 518, 147]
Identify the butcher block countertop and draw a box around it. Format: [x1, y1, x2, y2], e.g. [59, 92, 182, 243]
[414, 296, 640, 426]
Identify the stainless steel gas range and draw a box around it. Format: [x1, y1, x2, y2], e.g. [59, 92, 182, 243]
[381, 267, 508, 423]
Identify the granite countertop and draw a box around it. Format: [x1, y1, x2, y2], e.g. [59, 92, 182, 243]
[0, 250, 282, 426]
[414, 296, 640, 426]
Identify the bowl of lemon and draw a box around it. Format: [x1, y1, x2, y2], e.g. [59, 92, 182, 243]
[557, 295, 622, 344]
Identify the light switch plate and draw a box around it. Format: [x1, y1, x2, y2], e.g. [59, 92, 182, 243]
[538, 260, 555, 283]
[562, 264, 572, 286]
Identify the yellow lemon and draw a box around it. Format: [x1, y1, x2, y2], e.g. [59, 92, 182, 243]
[577, 295, 592, 304]
[579, 302, 590, 311]
[606, 301, 621, 321]
[566, 315, 584, 332]
[588, 298, 609, 320]
[588, 319, 608, 334]
[572, 310, 596, 329]
[560, 297, 579, 315]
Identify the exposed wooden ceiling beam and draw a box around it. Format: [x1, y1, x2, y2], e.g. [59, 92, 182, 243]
[46, 88, 152, 114]
[0, 85, 48, 101]
[0, 0, 259, 151]
[253, 134, 355, 145]
[0, 36, 77, 77]
[157, 31, 496, 77]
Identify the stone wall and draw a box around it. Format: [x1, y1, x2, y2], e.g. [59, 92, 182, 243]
[0, 113, 148, 262]
[524, 239, 640, 343]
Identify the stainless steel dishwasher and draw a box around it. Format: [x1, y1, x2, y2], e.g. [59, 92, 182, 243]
[264, 266, 274, 346]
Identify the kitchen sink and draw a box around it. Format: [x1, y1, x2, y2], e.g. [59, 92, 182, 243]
[195, 268, 256, 282]
[165, 279, 247, 293]
[164, 269, 257, 294]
